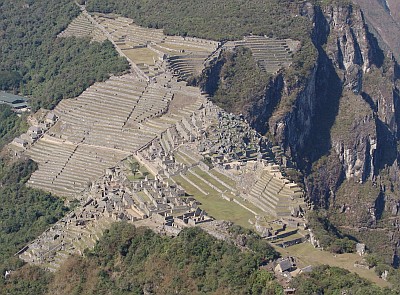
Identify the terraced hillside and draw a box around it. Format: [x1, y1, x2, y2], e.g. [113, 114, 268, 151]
[232, 35, 300, 74]
[58, 13, 106, 42]
[61, 9, 299, 79]
[16, 8, 306, 271]
[27, 136, 130, 198]
[25, 71, 206, 199]
[245, 165, 305, 217]
[92, 14, 220, 80]
[19, 215, 114, 272]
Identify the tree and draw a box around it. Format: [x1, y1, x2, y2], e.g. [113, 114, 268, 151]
[130, 162, 139, 179]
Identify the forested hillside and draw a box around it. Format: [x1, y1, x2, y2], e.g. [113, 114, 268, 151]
[0, 105, 28, 149]
[2, 222, 396, 295]
[0, 0, 129, 110]
[86, 0, 311, 42]
[1, 223, 281, 295]
[0, 159, 69, 279]
[200, 47, 271, 115]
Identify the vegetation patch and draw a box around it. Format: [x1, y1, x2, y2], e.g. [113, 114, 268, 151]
[331, 180, 381, 226]
[173, 175, 255, 228]
[202, 47, 271, 114]
[307, 210, 357, 254]
[0, 105, 28, 150]
[0, 159, 69, 275]
[291, 265, 396, 294]
[330, 92, 373, 143]
[0, 0, 129, 110]
[4, 223, 281, 295]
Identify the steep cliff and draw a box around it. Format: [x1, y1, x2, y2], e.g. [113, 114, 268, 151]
[285, 3, 400, 265]
[258, 4, 397, 187]
[201, 1, 400, 265]
[352, 0, 400, 61]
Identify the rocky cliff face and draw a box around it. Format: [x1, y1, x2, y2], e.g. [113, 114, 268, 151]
[352, 0, 400, 62]
[268, 66, 317, 160]
[267, 3, 398, 182]
[254, 2, 400, 264]
[200, 0, 400, 264]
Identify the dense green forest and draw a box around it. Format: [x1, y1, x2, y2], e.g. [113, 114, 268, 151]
[1, 223, 282, 295]
[0, 105, 28, 149]
[200, 47, 271, 114]
[0, 158, 69, 277]
[2, 222, 397, 295]
[86, 0, 312, 42]
[292, 265, 398, 294]
[0, 0, 129, 110]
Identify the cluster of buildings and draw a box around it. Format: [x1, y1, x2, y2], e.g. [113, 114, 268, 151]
[11, 111, 57, 150]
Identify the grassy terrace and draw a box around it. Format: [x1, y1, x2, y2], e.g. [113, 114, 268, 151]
[173, 152, 191, 166]
[174, 150, 199, 165]
[191, 166, 265, 215]
[136, 191, 152, 203]
[274, 243, 391, 288]
[123, 48, 159, 65]
[173, 174, 255, 228]
[125, 159, 155, 181]
[209, 168, 237, 188]
[192, 166, 232, 191]
[161, 42, 209, 52]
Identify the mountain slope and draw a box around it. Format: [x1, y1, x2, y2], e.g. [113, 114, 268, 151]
[352, 0, 400, 61]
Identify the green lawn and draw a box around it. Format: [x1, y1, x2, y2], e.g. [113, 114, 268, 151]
[174, 150, 198, 165]
[190, 167, 266, 216]
[209, 168, 237, 188]
[136, 191, 152, 203]
[173, 152, 192, 166]
[274, 242, 391, 288]
[173, 175, 255, 228]
[193, 167, 233, 192]
[125, 159, 154, 181]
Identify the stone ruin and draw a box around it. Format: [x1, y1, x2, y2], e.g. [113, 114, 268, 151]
[13, 5, 308, 271]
